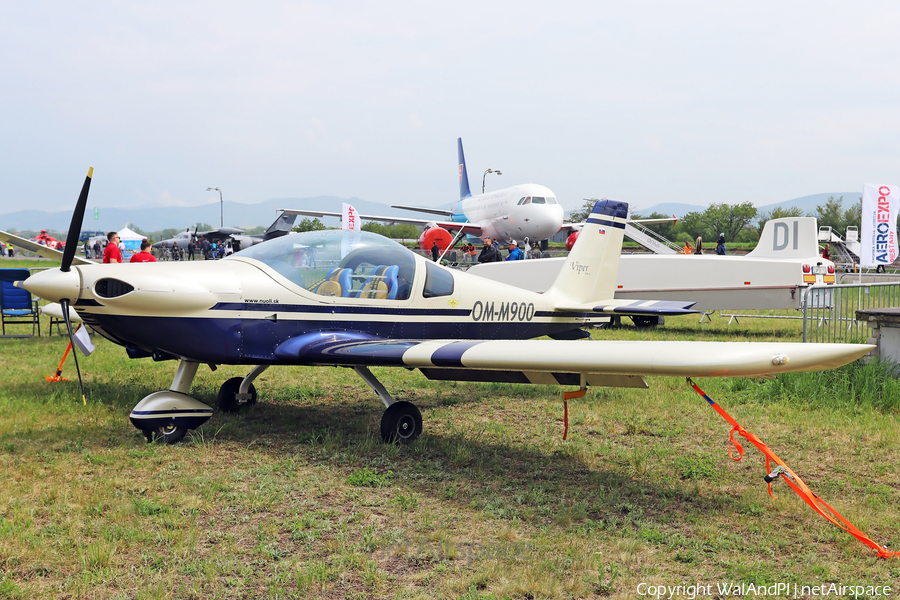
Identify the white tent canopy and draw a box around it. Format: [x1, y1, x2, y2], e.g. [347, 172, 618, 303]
[116, 226, 144, 242]
[116, 225, 145, 259]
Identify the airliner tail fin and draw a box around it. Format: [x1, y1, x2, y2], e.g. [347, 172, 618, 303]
[458, 137, 472, 200]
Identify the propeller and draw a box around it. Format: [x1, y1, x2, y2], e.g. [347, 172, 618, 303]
[60, 167, 93, 404]
[61, 167, 92, 273]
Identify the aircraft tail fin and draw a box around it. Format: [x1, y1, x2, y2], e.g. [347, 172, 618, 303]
[545, 199, 628, 305]
[748, 217, 820, 259]
[458, 137, 472, 200]
[264, 212, 298, 240]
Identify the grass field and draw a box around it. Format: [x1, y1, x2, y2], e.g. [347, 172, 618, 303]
[0, 263, 898, 598]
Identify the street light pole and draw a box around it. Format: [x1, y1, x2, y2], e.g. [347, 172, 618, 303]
[482, 169, 502, 193]
[206, 187, 223, 227]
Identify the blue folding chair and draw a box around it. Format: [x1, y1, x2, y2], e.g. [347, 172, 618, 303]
[0, 269, 40, 337]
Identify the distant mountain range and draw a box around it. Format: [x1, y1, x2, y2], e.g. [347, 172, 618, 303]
[0, 196, 428, 233]
[630, 192, 862, 219]
[0, 191, 863, 233]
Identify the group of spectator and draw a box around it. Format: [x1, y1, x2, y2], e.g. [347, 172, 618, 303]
[478, 236, 523, 263]
[97, 232, 157, 264]
[82, 232, 241, 263]
[429, 236, 529, 264]
[0, 243, 14, 257]
[683, 234, 728, 255]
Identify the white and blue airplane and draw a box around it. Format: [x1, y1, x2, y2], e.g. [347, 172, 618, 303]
[286, 138, 565, 246]
[22, 168, 872, 445]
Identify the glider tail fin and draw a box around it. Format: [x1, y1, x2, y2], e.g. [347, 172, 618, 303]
[545, 199, 628, 305]
[457, 137, 472, 200]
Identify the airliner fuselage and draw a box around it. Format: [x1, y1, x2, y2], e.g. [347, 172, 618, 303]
[452, 183, 564, 242]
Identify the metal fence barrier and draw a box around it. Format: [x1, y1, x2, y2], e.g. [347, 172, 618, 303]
[801, 281, 900, 343]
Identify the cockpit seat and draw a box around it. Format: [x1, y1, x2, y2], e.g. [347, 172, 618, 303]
[357, 265, 389, 299]
[314, 267, 352, 297]
[382, 265, 399, 300]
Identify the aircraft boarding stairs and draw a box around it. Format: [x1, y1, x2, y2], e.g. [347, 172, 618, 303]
[623, 222, 680, 254]
[818, 225, 861, 271]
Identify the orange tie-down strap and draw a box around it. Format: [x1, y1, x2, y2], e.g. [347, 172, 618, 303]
[686, 378, 896, 559]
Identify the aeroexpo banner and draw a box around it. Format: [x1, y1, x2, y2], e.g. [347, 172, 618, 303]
[860, 184, 899, 267]
[341, 202, 360, 258]
[341, 203, 361, 231]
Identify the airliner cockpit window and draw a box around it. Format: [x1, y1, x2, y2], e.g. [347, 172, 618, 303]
[547, 197, 558, 204]
[517, 197, 527, 205]
[531, 197, 546, 204]
[235, 229, 415, 300]
[522, 197, 532, 205]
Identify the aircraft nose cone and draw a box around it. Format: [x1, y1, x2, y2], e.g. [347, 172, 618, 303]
[21, 268, 81, 303]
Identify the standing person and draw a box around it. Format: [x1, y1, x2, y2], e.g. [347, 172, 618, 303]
[6, 243, 13, 257]
[694, 236, 703, 255]
[822, 243, 831, 260]
[103, 232, 122, 263]
[172, 241, 180, 260]
[683, 240, 693, 255]
[478, 237, 500, 263]
[187, 240, 196, 260]
[84, 240, 91, 259]
[505, 240, 524, 260]
[467, 242, 477, 264]
[129, 239, 157, 263]
[431, 241, 440, 262]
[716, 233, 726, 255]
[202, 238, 210, 260]
[224, 241, 233, 256]
[93, 239, 101, 258]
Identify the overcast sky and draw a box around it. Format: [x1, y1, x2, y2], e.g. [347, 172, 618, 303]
[1, 1, 898, 216]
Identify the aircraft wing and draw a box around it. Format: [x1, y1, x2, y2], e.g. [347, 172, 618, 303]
[390, 205, 455, 218]
[282, 209, 484, 236]
[0, 230, 97, 265]
[274, 333, 872, 379]
[197, 227, 246, 243]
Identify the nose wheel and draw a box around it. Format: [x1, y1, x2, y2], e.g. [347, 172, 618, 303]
[380, 401, 423, 444]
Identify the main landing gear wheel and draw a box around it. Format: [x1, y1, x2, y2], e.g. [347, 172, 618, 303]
[218, 377, 258, 413]
[631, 315, 663, 329]
[144, 422, 188, 444]
[380, 401, 423, 444]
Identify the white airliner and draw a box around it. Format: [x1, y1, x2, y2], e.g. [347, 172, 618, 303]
[285, 138, 565, 244]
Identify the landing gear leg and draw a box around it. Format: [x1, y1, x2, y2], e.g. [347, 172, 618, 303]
[218, 365, 268, 413]
[129, 360, 214, 444]
[353, 366, 423, 444]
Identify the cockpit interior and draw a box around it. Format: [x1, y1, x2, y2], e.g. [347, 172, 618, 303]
[235, 230, 454, 301]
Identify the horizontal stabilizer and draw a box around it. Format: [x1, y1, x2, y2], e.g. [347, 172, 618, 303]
[555, 299, 698, 316]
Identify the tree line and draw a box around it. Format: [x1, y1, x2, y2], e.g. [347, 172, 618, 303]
[568, 196, 863, 245]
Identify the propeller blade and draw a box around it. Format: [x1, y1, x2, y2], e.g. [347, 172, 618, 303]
[60, 167, 93, 273]
[60, 298, 87, 404]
